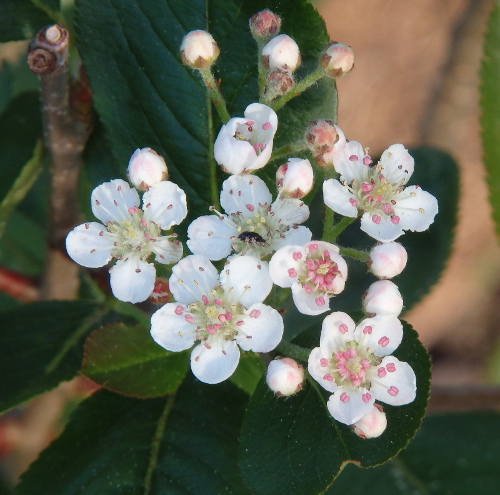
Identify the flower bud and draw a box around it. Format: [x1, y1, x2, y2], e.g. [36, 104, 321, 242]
[127, 148, 168, 191]
[276, 158, 314, 199]
[320, 42, 354, 78]
[352, 404, 387, 439]
[305, 120, 346, 167]
[148, 278, 172, 304]
[264, 68, 294, 101]
[362, 280, 403, 317]
[368, 242, 408, 279]
[249, 9, 281, 42]
[266, 357, 304, 396]
[180, 30, 220, 69]
[262, 34, 301, 72]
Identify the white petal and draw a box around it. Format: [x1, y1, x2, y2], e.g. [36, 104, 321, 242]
[221, 256, 272, 307]
[65, 222, 114, 268]
[291, 283, 331, 315]
[360, 212, 404, 242]
[151, 237, 183, 264]
[186, 215, 235, 260]
[379, 144, 414, 184]
[333, 141, 370, 182]
[323, 179, 358, 217]
[169, 255, 218, 304]
[269, 245, 306, 288]
[150, 303, 196, 352]
[236, 303, 283, 352]
[91, 179, 139, 224]
[109, 258, 155, 303]
[143, 181, 187, 229]
[308, 347, 338, 393]
[220, 174, 272, 216]
[320, 311, 356, 355]
[394, 187, 439, 232]
[273, 226, 312, 251]
[190, 339, 240, 384]
[327, 387, 374, 425]
[354, 315, 403, 357]
[271, 197, 310, 225]
[370, 356, 416, 406]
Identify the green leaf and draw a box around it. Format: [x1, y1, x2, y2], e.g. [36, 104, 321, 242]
[0, 300, 103, 413]
[17, 379, 251, 494]
[481, 0, 500, 240]
[82, 323, 189, 398]
[328, 412, 500, 494]
[0, 0, 53, 42]
[230, 350, 266, 395]
[240, 320, 431, 495]
[74, 0, 335, 226]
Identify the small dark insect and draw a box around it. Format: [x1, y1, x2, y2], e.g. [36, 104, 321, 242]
[238, 231, 267, 244]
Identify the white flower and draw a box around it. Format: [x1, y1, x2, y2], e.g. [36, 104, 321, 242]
[66, 179, 187, 303]
[363, 280, 403, 317]
[368, 241, 407, 279]
[323, 143, 438, 242]
[320, 42, 355, 78]
[187, 174, 311, 260]
[127, 148, 168, 191]
[308, 311, 416, 425]
[214, 103, 278, 175]
[266, 357, 304, 396]
[276, 158, 314, 199]
[269, 241, 348, 315]
[261, 34, 301, 71]
[150, 255, 283, 384]
[180, 30, 220, 69]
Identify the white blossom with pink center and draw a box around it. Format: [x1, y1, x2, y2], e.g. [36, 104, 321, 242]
[308, 311, 416, 425]
[323, 142, 438, 242]
[150, 255, 283, 384]
[66, 179, 187, 303]
[187, 174, 311, 260]
[269, 241, 347, 315]
[214, 103, 278, 175]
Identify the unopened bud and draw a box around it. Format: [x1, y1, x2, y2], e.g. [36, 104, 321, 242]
[262, 34, 301, 72]
[276, 158, 314, 199]
[149, 278, 172, 304]
[352, 404, 387, 438]
[320, 42, 354, 78]
[266, 357, 304, 396]
[362, 280, 403, 317]
[180, 30, 220, 69]
[264, 68, 294, 101]
[368, 242, 408, 279]
[305, 120, 346, 167]
[127, 148, 168, 191]
[249, 9, 281, 41]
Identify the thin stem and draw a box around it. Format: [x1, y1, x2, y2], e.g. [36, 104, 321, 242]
[271, 68, 324, 112]
[324, 216, 357, 243]
[270, 140, 308, 162]
[275, 340, 311, 363]
[256, 40, 267, 100]
[199, 68, 230, 124]
[339, 246, 369, 262]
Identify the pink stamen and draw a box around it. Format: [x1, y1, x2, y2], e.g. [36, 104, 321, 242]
[128, 206, 139, 215]
[288, 268, 297, 278]
[236, 320, 244, 326]
[362, 156, 373, 166]
[349, 155, 359, 162]
[250, 309, 261, 318]
[382, 203, 393, 214]
[378, 367, 387, 378]
[315, 297, 326, 306]
[391, 215, 400, 224]
[340, 392, 350, 403]
[308, 243, 318, 252]
[202, 295, 209, 305]
[262, 122, 272, 130]
[246, 204, 255, 212]
[362, 393, 372, 403]
[214, 299, 223, 306]
[320, 358, 329, 367]
[141, 218, 148, 227]
[378, 336, 389, 347]
[386, 363, 396, 372]
[204, 343, 211, 349]
[349, 198, 358, 207]
[207, 326, 216, 335]
[339, 323, 348, 334]
[185, 314, 195, 324]
[388, 386, 399, 396]
[292, 252, 302, 261]
[372, 215, 381, 224]
[174, 306, 183, 315]
[363, 325, 372, 335]
[361, 183, 374, 193]
[218, 314, 226, 323]
[323, 373, 334, 382]
[225, 312, 233, 321]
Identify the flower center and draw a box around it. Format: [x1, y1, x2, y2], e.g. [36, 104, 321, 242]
[107, 206, 161, 260]
[297, 245, 340, 295]
[330, 342, 379, 389]
[234, 120, 266, 155]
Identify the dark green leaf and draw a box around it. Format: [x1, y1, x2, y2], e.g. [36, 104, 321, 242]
[0, 300, 101, 413]
[82, 323, 189, 397]
[480, 0, 500, 240]
[240, 320, 431, 495]
[17, 378, 251, 494]
[329, 412, 500, 494]
[0, 0, 53, 42]
[230, 350, 266, 395]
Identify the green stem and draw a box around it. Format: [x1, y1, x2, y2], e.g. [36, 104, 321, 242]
[257, 40, 267, 100]
[328, 216, 357, 242]
[199, 68, 230, 123]
[270, 141, 308, 162]
[271, 68, 324, 112]
[275, 340, 311, 363]
[339, 246, 369, 262]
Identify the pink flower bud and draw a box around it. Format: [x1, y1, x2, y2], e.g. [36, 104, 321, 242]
[276, 158, 314, 199]
[264, 68, 294, 101]
[305, 120, 346, 168]
[127, 148, 168, 191]
[266, 357, 304, 396]
[352, 404, 387, 439]
[362, 280, 403, 317]
[249, 9, 281, 41]
[262, 34, 301, 72]
[320, 42, 354, 78]
[180, 30, 220, 69]
[368, 242, 408, 279]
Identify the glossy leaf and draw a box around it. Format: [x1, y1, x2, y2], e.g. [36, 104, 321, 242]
[480, 0, 500, 240]
[230, 350, 266, 395]
[17, 379, 251, 494]
[82, 323, 189, 397]
[240, 320, 431, 495]
[0, 0, 53, 42]
[0, 301, 102, 413]
[329, 412, 500, 494]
